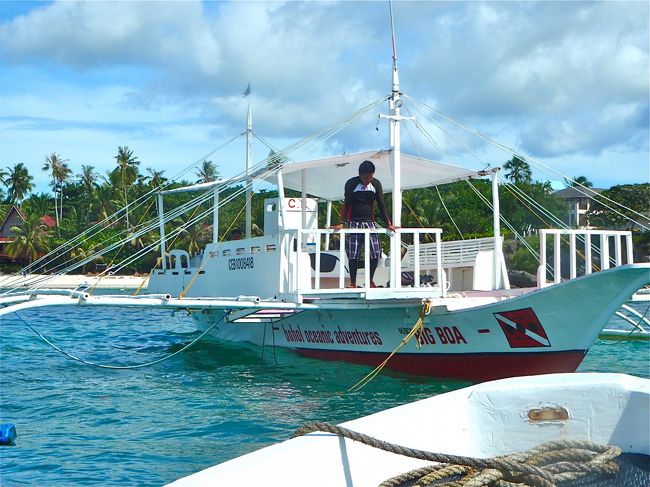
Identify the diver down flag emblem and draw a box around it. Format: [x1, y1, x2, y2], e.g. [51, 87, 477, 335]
[494, 308, 551, 348]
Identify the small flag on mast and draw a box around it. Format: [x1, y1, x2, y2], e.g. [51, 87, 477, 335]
[243, 82, 251, 97]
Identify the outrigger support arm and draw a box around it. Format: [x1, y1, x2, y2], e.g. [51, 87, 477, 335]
[0, 293, 319, 319]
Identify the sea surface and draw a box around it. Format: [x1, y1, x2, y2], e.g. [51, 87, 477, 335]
[1, 299, 648, 486]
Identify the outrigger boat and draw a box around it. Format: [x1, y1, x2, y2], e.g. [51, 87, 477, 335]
[1, 8, 648, 382]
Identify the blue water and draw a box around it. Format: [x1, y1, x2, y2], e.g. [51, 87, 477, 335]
[1, 301, 648, 486]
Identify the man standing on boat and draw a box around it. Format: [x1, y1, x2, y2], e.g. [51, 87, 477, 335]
[331, 160, 397, 288]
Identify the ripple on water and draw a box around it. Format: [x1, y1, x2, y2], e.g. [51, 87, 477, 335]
[0, 302, 648, 486]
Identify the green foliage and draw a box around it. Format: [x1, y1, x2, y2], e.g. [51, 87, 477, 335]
[503, 156, 532, 184]
[0, 148, 643, 276]
[5, 163, 34, 204]
[587, 183, 650, 230]
[7, 213, 51, 263]
[508, 237, 540, 274]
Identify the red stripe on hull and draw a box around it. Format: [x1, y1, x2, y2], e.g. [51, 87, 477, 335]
[294, 349, 588, 382]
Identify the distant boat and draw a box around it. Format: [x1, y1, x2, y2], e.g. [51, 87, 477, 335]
[168, 373, 650, 486]
[599, 302, 650, 341]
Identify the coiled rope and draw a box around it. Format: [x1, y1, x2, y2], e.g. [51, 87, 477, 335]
[293, 422, 621, 487]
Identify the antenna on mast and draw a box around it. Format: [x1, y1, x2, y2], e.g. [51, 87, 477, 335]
[389, 0, 398, 72]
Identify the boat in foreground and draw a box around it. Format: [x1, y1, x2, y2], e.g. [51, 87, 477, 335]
[169, 373, 650, 486]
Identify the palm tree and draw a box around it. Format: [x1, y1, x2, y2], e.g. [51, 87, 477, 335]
[503, 156, 532, 184]
[78, 165, 99, 196]
[6, 163, 34, 204]
[43, 153, 72, 225]
[114, 146, 140, 229]
[144, 168, 167, 189]
[179, 222, 209, 256]
[95, 185, 120, 223]
[195, 160, 218, 183]
[7, 213, 51, 263]
[24, 193, 52, 218]
[565, 175, 593, 188]
[0, 167, 7, 202]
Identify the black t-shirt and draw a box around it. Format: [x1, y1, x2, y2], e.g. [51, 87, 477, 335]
[340, 176, 391, 225]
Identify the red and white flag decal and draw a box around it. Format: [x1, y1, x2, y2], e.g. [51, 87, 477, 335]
[494, 308, 551, 348]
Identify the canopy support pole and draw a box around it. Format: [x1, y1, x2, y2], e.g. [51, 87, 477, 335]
[492, 169, 502, 289]
[213, 188, 219, 243]
[325, 201, 332, 250]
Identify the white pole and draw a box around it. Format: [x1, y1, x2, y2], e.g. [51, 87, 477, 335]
[245, 94, 253, 239]
[276, 170, 286, 230]
[585, 233, 592, 275]
[539, 230, 547, 286]
[569, 232, 577, 279]
[301, 169, 307, 231]
[601, 234, 610, 270]
[325, 201, 332, 250]
[491, 170, 501, 289]
[625, 233, 634, 264]
[614, 234, 622, 267]
[213, 188, 219, 243]
[554, 232, 561, 284]
[157, 193, 166, 271]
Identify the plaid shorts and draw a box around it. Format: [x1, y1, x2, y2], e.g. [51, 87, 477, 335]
[345, 221, 381, 260]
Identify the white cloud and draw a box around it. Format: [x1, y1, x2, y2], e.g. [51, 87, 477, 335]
[0, 1, 647, 190]
[0, 1, 221, 77]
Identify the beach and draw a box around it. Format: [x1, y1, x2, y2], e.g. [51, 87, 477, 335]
[0, 273, 149, 290]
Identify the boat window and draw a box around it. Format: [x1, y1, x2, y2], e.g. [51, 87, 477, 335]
[266, 244, 277, 252]
[250, 246, 260, 253]
[236, 248, 245, 255]
[222, 249, 231, 256]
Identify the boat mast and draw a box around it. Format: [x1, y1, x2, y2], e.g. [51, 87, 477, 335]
[245, 83, 253, 239]
[382, 1, 412, 287]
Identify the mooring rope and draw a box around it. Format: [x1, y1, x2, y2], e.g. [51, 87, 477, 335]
[13, 311, 229, 370]
[293, 422, 621, 487]
[346, 298, 432, 393]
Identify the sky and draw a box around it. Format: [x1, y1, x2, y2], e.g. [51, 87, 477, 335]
[0, 0, 648, 194]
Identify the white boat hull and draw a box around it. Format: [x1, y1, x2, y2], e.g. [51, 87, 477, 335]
[168, 373, 650, 486]
[194, 264, 649, 381]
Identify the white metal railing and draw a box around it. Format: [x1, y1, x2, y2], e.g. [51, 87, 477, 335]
[280, 227, 445, 297]
[402, 236, 498, 269]
[538, 229, 634, 287]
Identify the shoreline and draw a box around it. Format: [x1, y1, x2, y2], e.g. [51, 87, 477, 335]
[0, 274, 149, 290]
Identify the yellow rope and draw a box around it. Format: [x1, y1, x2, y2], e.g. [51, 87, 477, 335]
[178, 262, 205, 299]
[219, 191, 252, 242]
[347, 298, 432, 393]
[131, 269, 152, 296]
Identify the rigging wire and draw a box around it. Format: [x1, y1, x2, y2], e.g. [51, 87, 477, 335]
[4, 96, 390, 296]
[404, 94, 649, 230]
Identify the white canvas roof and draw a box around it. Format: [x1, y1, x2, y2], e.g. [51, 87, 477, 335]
[268, 150, 482, 201]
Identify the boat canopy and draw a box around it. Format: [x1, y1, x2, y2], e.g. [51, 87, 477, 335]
[269, 150, 483, 201]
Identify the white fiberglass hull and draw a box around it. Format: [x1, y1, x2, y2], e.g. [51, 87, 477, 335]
[194, 264, 650, 381]
[168, 373, 650, 486]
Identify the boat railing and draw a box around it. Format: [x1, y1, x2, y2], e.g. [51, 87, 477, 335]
[279, 227, 445, 300]
[538, 229, 634, 288]
[402, 236, 498, 269]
